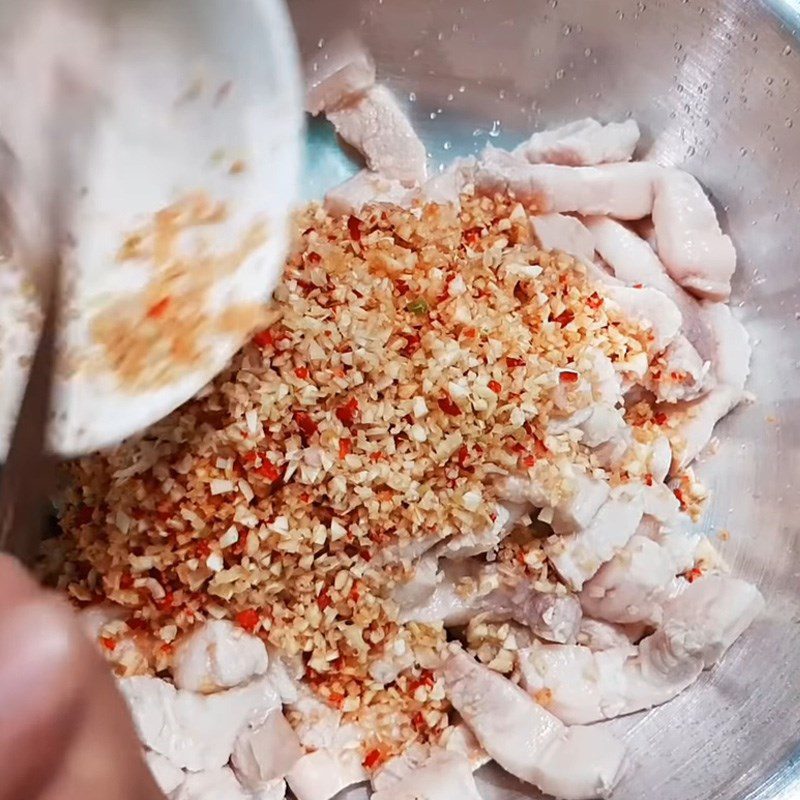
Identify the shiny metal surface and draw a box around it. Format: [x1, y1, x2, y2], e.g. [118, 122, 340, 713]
[288, 1, 800, 798]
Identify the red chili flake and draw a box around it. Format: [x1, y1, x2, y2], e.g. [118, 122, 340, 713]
[255, 459, 281, 482]
[317, 591, 332, 610]
[158, 592, 175, 611]
[119, 573, 134, 590]
[300, 492, 312, 503]
[559, 370, 579, 384]
[685, 566, 704, 583]
[654, 411, 668, 425]
[350, 584, 361, 602]
[339, 439, 352, 459]
[328, 692, 345, 708]
[674, 488, 687, 509]
[307, 251, 321, 264]
[75, 505, 94, 525]
[100, 636, 117, 652]
[633, 283, 644, 289]
[242, 451, 258, 465]
[462, 327, 478, 340]
[336, 397, 360, 427]
[438, 395, 462, 417]
[146, 297, 171, 319]
[457, 445, 470, 468]
[235, 609, 260, 633]
[522, 455, 537, 468]
[645, 473, 654, 486]
[400, 332, 421, 358]
[363, 749, 384, 770]
[370, 452, 386, 463]
[252, 329, 274, 348]
[359, 548, 373, 562]
[396, 279, 410, 296]
[651, 369, 662, 382]
[347, 215, 362, 241]
[587, 292, 603, 310]
[196, 540, 212, 558]
[506, 356, 525, 369]
[553, 309, 575, 327]
[463, 226, 482, 245]
[127, 617, 147, 631]
[295, 366, 309, 380]
[294, 411, 318, 438]
[412, 711, 427, 731]
[488, 380, 502, 394]
[517, 550, 528, 567]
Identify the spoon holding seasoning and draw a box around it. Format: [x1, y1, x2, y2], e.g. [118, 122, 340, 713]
[0, 0, 303, 458]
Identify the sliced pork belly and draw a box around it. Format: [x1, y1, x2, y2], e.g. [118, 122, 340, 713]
[400, 560, 582, 644]
[546, 485, 645, 591]
[232, 710, 304, 791]
[435, 501, 529, 559]
[172, 620, 269, 693]
[287, 749, 367, 800]
[529, 211, 596, 264]
[119, 675, 281, 771]
[520, 575, 763, 724]
[372, 749, 482, 800]
[422, 156, 478, 207]
[514, 118, 640, 166]
[443, 649, 625, 799]
[327, 85, 427, 185]
[306, 35, 375, 115]
[579, 527, 698, 626]
[324, 170, 416, 215]
[145, 750, 185, 796]
[652, 169, 736, 301]
[476, 147, 658, 219]
[667, 302, 751, 469]
[284, 688, 367, 800]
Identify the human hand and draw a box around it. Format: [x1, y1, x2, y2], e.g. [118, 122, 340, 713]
[0, 555, 163, 800]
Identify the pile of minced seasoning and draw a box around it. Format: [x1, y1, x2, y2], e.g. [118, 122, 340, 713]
[43, 193, 665, 761]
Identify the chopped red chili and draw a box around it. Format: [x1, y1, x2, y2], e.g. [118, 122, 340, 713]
[252, 329, 274, 348]
[255, 459, 281, 482]
[347, 215, 362, 241]
[463, 226, 482, 245]
[363, 749, 384, 769]
[335, 397, 360, 427]
[399, 332, 421, 357]
[235, 609, 260, 633]
[146, 297, 171, 319]
[317, 591, 332, 610]
[457, 445, 470, 468]
[685, 566, 704, 583]
[100, 636, 117, 652]
[295, 366, 309, 380]
[654, 411, 668, 425]
[506, 356, 525, 369]
[488, 380, 502, 394]
[412, 711, 427, 731]
[522, 455, 537, 468]
[553, 309, 575, 327]
[339, 439, 352, 459]
[438, 395, 462, 416]
[559, 370, 579, 384]
[294, 411, 318, 438]
[586, 292, 603, 310]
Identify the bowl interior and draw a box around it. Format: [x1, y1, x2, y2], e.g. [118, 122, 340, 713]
[288, 2, 800, 798]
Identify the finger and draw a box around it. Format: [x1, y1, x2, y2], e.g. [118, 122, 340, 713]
[0, 598, 85, 800]
[0, 553, 44, 608]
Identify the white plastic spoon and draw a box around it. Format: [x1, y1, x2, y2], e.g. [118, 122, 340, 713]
[0, 0, 303, 457]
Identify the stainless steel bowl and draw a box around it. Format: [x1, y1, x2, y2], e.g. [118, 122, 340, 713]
[287, 2, 800, 798]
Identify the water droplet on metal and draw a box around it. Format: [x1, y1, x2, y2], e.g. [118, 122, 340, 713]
[784, 44, 793, 55]
[555, 68, 565, 80]
[584, 47, 592, 57]
[562, 24, 572, 36]
[489, 120, 502, 138]
[443, 141, 452, 151]
[317, 37, 325, 48]
[459, 85, 466, 93]
[785, 117, 794, 128]
[409, 91, 417, 103]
